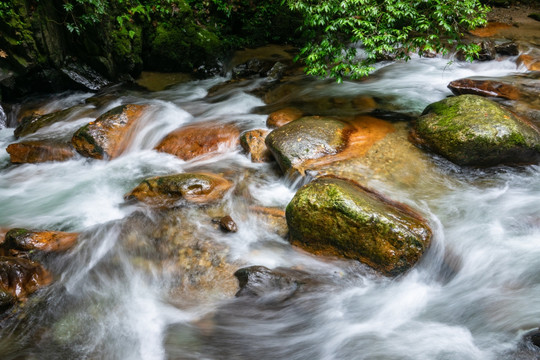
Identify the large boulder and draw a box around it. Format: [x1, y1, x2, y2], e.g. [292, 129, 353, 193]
[286, 177, 432, 276]
[265, 116, 352, 173]
[6, 141, 75, 164]
[4, 228, 78, 252]
[410, 95, 540, 166]
[155, 122, 240, 161]
[71, 104, 149, 159]
[125, 172, 233, 207]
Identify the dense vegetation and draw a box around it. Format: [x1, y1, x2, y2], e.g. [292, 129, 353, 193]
[0, 0, 493, 98]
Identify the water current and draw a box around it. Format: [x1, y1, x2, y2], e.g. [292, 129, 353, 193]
[0, 55, 539, 359]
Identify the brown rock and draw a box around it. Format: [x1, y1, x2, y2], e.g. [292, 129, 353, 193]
[266, 108, 303, 128]
[155, 122, 240, 161]
[125, 172, 233, 207]
[0, 257, 52, 300]
[4, 229, 78, 252]
[517, 54, 540, 71]
[219, 215, 238, 233]
[469, 22, 512, 37]
[72, 104, 149, 159]
[6, 141, 75, 164]
[352, 96, 377, 111]
[240, 129, 272, 163]
[249, 206, 288, 238]
[448, 78, 520, 100]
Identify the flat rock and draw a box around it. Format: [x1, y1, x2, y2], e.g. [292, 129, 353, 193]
[448, 78, 520, 100]
[4, 229, 78, 252]
[6, 141, 75, 163]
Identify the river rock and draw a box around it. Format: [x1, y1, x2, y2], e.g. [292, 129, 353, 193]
[265, 116, 352, 173]
[240, 129, 272, 163]
[517, 54, 540, 71]
[0, 256, 52, 301]
[249, 206, 288, 238]
[286, 177, 432, 276]
[219, 215, 238, 233]
[494, 42, 519, 56]
[410, 95, 540, 166]
[266, 107, 303, 128]
[155, 122, 240, 161]
[72, 104, 149, 159]
[448, 78, 520, 100]
[231, 59, 275, 79]
[6, 141, 75, 163]
[125, 173, 233, 207]
[14, 108, 72, 138]
[234, 266, 318, 299]
[4, 228, 78, 252]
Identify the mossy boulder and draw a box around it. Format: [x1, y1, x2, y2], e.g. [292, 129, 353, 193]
[124, 172, 233, 207]
[410, 95, 540, 166]
[72, 104, 149, 159]
[265, 116, 352, 173]
[286, 177, 432, 276]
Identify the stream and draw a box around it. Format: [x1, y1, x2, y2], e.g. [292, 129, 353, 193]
[1, 53, 539, 360]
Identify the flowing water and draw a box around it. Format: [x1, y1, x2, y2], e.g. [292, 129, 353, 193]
[0, 55, 539, 360]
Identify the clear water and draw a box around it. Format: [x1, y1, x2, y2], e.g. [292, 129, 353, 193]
[0, 56, 538, 360]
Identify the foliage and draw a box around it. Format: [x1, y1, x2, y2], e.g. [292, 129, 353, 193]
[287, 0, 490, 82]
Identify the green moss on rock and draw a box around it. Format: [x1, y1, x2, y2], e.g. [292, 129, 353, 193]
[286, 177, 432, 276]
[411, 95, 540, 166]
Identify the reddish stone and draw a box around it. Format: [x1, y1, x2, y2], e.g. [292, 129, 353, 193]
[518, 54, 540, 71]
[4, 229, 78, 252]
[448, 79, 520, 100]
[0, 257, 52, 300]
[240, 129, 272, 163]
[6, 141, 75, 164]
[266, 108, 303, 128]
[155, 122, 240, 161]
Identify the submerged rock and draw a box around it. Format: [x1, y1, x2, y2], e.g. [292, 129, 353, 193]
[4, 228, 78, 252]
[517, 54, 540, 71]
[6, 141, 75, 163]
[410, 95, 540, 166]
[286, 177, 432, 276]
[125, 173, 233, 207]
[14, 108, 73, 138]
[0, 257, 52, 301]
[155, 122, 240, 161]
[240, 129, 272, 163]
[265, 116, 352, 173]
[266, 107, 303, 128]
[72, 104, 149, 159]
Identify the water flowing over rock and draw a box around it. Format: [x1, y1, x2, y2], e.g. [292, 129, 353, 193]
[240, 129, 272, 163]
[155, 122, 240, 161]
[0, 257, 52, 301]
[14, 108, 73, 138]
[517, 53, 540, 71]
[125, 173, 233, 207]
[266, 107, 303, 128]
[72, 104, 149, 159]
[265, 116, 352, 173]
[410, 95, 540, 166]
[4, 229, 78, 252]
[286, 177, 432, 276]
[6, 141, 75, 164]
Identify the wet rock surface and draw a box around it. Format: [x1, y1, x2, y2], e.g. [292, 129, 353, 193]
[448, 78, 520, 100]
[265, 116, 352, 173]
[6, 141, 75, 163]
[72, 104, 149, 159]
[286, 176, 432, 276]
[4, 229, 78, 252]
[266, 107, 303, 128]
[240, 129, 272, 163]
[0, 257, 52, 301]
[219, 215, 238, 233]
[125, 173, 233, 207]
[155, 122, 240, 161]
[14, 108, 75, 138]
[411, 94, 540, 166]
